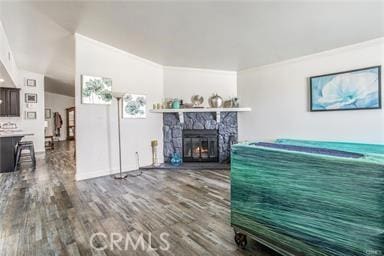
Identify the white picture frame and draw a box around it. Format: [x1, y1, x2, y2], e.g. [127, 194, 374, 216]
[26, 78, 36, 87]
[123, 94, 146, 118]
[81, 75, 112, 104]
[25, 111, 37, 120]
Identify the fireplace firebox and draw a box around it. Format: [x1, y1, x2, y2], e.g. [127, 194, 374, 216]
[183, 129, 218, 162]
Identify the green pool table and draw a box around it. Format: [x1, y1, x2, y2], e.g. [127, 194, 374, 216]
[231, 139, 384, 256]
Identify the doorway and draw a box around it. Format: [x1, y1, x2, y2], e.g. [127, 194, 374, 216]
[66, 107, 75, 140]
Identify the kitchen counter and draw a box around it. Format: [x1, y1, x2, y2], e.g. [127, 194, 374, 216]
[0, 130, 34, 138]
[0, 130, 34, 172]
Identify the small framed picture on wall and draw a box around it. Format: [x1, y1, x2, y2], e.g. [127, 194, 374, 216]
[122, 94, 146, 118]
[45, 108, 51, 119]
[25, 111, 37, 120]
[25, 93, 37, 103]
[26, 79, 37, 87]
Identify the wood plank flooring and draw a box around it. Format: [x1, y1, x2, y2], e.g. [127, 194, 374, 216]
[0, 141, 278, 256]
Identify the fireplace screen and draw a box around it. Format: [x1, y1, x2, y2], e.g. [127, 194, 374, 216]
[183, 129, 218, 162]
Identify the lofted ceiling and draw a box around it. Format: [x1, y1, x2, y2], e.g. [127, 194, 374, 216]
[0, 1, 383, 96]
[0, 61, 15, 88]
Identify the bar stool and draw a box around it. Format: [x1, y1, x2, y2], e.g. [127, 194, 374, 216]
[14, 141, 36, 171]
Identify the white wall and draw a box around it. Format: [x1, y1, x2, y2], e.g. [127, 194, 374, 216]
[238, 38, 384, 144]
[20, 70, 45, 152]
[75, 34, 164, 180]
[0, 21, 18, 86]
[0, 20, 45, 152]
[1, 70, 45, 153]
[44, 92, 75, 141]
[163, 66, 237, 106]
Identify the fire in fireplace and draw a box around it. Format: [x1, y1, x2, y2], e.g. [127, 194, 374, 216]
[183, 129, 218, 162]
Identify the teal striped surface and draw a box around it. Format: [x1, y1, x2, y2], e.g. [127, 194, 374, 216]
[231, 141, 384, 256]
[277, 139, 384, 156]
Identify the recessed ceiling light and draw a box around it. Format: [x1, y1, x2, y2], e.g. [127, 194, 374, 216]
[0, 78, 4, 83]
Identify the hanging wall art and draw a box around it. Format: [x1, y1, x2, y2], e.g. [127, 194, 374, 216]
[123, 94, 146, 118]
[81, 75, 112, 104]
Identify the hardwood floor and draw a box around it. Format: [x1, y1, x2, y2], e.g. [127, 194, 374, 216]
[0, 141, 278, 256]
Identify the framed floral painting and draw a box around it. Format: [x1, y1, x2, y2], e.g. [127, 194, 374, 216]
[81, 75, 112, 104]
[310, 66, 381, 111]
[123, 94, 146, 118]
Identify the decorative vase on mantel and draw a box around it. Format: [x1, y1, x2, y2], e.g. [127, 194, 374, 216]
[208, 93, 223, 108]
[172, 99, 181, 109]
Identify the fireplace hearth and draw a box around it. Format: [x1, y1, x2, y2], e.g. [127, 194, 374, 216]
[183, 129, 218, 162]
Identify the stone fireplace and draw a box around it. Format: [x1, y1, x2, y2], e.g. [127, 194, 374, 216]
[163, 112, 238, 163]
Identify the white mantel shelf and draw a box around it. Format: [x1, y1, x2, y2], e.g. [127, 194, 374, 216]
[150, 107, 251, 113]
[150, 107, 251, 123]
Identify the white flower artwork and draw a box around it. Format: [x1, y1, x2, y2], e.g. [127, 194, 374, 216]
[123, 94, 146, 118]
[81, 75, 112, 104]
[310, 66, 380, 111]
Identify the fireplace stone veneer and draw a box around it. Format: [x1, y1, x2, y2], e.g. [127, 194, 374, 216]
[163, 112, 238, 163]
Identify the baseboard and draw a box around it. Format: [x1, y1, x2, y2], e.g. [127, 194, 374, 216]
[36, 151, 46, 159]
[75, 164, 139, 181]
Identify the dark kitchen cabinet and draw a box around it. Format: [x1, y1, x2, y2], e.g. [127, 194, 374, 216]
[0, 87, 20, 117]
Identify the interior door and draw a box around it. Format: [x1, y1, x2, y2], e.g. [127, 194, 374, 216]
[66, 107, 75, 140]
